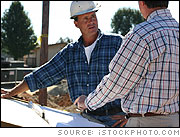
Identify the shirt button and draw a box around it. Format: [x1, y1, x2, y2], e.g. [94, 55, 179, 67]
[87, 84, 89, 87]
[87, 72, 90, 75]
[85, 61, 87, 64]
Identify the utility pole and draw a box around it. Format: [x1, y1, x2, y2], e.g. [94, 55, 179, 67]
[39, 1, 49, 106]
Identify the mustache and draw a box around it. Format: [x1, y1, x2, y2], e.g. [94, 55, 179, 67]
[87, 24, 96, 28]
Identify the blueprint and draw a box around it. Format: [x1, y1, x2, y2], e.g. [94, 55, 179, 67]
[1, 98, 105, 127]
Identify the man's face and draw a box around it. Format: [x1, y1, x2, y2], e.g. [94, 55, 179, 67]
[74, 12, 98, 37]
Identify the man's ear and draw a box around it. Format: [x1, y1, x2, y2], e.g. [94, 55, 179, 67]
[74, 21, 78, 28]
[139, 1, 145, 6]
[141, 1, 145, 6]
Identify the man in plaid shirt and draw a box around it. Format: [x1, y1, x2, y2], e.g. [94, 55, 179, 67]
[75, 1, 179, 127]
[1, 1, 124, 127]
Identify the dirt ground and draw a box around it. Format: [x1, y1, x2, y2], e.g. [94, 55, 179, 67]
[17, 80, 79, 113]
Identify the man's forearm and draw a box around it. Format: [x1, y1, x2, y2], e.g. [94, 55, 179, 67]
[8, 80, 30, 97]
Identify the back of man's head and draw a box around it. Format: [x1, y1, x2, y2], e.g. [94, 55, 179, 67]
[144, 1, 169, 8]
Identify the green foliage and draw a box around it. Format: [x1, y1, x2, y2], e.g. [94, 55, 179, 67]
[1, 1, 37, 60]
[111, 8, 145, 36]
[56, 37, 73, 44]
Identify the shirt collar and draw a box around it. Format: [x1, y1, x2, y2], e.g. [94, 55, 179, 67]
[147, 9, 172, 21]
[77, 29, 103, 46]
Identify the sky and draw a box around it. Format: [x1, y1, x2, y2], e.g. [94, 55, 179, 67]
[1, 1, 179, 45]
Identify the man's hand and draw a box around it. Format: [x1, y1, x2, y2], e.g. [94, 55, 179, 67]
[1, 88, 12, 98]
[1, 80, 29, 99]
[74, 95, 87, 111]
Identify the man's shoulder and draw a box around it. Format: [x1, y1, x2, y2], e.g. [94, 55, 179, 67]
[65, 42, 79, 49]
[103, 32, 122, 37]
[133, 21, 147, 32]
[132, 21, 153, 39]
[101, 32, 123, 41]
[59, 42, 80, 54]
[99, 32, 122, 49]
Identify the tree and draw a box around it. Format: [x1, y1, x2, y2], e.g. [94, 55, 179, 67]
[111, 8, 145, 36]
[56, 37, 73, 44]
[1, 1, 37, 60]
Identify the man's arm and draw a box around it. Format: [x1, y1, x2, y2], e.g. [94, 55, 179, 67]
[82, 33, 149, 111]
[1, 80, 29, 98]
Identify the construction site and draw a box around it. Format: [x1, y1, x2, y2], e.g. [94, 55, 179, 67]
[1, 1, 105, 127]
[1, 1, 73, 113]
[1, 1, 179, 130]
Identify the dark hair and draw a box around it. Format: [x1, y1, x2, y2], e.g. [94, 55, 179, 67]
[74, 16, 78, 21]
[144, 1, 169, 8]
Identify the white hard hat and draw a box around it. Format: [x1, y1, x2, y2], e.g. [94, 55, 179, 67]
[70, 1, 100, 19]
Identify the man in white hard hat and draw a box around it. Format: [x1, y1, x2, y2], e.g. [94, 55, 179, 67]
[1, 1, 124, 127]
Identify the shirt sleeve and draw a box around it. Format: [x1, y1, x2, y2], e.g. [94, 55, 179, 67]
[85, 33, 151, 111]
[24, 47, 68, 92]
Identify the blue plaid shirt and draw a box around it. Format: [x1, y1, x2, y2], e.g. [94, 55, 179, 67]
[24, 30, 123, 111]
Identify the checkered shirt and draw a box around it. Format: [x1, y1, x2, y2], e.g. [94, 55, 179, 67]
[85, 9, 179, 114]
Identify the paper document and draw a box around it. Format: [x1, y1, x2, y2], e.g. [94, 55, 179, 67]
[1, 98, 105, 127]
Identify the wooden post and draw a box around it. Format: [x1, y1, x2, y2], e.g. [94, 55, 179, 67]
[39, 1, 49, 106]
